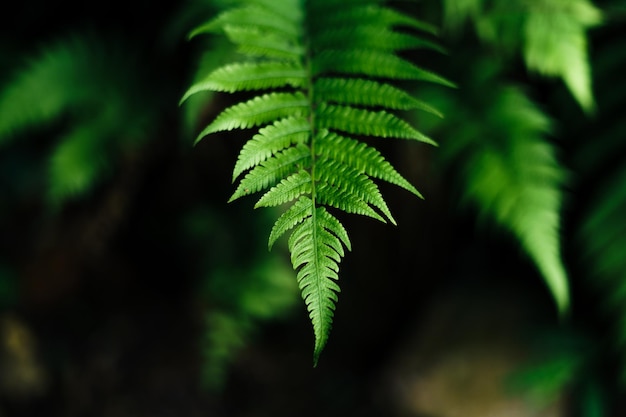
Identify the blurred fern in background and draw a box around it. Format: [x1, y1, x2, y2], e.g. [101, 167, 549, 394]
[179, 205, 298, 390]
[421, 0, 626, 414]
[419, 55, 570, 315]
[443, 0, 602, 112]
[574, 0, 626, 392]
[0, 34, 160, 207]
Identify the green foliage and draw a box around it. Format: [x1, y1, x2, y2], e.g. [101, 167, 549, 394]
[523, 0, 602, 112]
[0, 34, 157, 207]
[508, 329, 596, 406]
[443, 0, 602, 112]
[202, 257, 298, 390]
[576, 22, 626, 386]
[427, 0, 626, 411]
[506, 327, 611, 417]
[421, 58, 570, 315]
[183, 0, 450, 364]
[181, 206, 298, 389]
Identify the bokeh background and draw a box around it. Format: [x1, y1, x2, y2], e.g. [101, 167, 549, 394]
[1, 0, 625, 416]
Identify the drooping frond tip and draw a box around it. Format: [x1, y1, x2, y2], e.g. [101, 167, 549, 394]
[183, 0, 451, 364]
[437, 79, 570, 317]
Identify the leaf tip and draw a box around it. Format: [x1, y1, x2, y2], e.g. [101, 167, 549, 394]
[193, 134, 205, 146]
[313, 346, 323, 368]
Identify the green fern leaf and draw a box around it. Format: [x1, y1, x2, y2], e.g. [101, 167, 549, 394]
[288, 207, 346, 365]
[255, 170, 312, 208]
[315, 182, 386, 223]
[0, 34, 155, 207]
[223, 25, 304, 61]
[443, 0, 601, 112]
[312, 26, 445, 53]
[0, 36, 99, 144]
[315, 131, 422, 198]
[523, 0, 602, 112]
[315, 160, 395, 224]
[314, 78, 443, 116]
[182, 62, 307, 98]
[197, 92, 309, 139]
[436, 79, 570, 315]
[184, 0, 449, 363]
[269, 196, 314, 249]
[229, 145, 310, 202]
[189, 4, 300, 39]
[233, 117, 310, 181]
[317, 104, 437, 145]
[313, 49, 454, 87]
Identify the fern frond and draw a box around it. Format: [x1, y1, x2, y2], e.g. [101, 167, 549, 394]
[0, 34, 154, 207]
[480, 96, 568, 314]
[0, 36, 98, 143]
[523, 0, 602, 113]
[436, 78, 570, 315]
[443, 0, 602, 112]
[184, 0, 449, 363]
